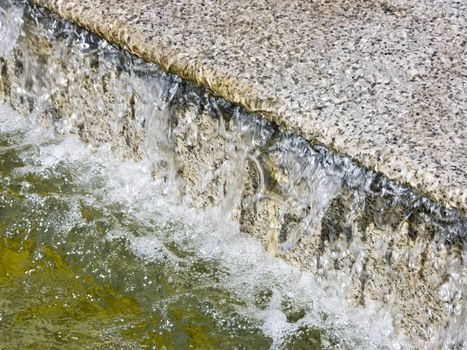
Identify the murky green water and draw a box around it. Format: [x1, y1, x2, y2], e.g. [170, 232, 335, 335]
[0, 0, 465, 348]
[0, 105, 345, 349]
[0, 99, 405, 350]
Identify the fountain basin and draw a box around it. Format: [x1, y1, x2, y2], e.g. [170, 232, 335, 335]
[0, 1, 465, 348]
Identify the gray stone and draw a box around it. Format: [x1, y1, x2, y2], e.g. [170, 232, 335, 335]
[29, 0, 467, 214]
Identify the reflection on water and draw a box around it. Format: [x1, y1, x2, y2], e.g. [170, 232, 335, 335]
[0, 104, 273, 348]
[0, 103, 401, 349]
[3, 0, 464, 348]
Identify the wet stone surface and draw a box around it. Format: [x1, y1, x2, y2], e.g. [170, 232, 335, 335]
[27, 0, 467, 214]
[0, 2, 466, 348]
[1, 103, 355, 349]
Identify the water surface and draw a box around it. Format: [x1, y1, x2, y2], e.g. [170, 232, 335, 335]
[0, 103, 403, 349]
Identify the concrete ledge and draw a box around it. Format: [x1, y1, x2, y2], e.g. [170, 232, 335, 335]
[30, 0, 467, 214]
[1, 4, 465, 346]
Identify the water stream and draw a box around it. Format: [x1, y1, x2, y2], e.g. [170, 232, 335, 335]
[0, 0, 465, 348]
[0, 102, 403, 348]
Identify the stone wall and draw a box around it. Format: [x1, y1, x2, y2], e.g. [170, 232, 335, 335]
[0, 3, 465, 347]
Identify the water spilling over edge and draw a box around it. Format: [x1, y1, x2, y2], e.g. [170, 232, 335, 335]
[0, 101, 407, 348]
[0, 0, 465, 347]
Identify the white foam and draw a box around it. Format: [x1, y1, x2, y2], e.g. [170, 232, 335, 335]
[0, 101, 410, 349]
[0, 102, 27, 132]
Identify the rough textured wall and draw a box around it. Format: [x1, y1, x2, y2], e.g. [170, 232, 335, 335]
[0, 3, 465, 347]
[28, 0, 467, 215]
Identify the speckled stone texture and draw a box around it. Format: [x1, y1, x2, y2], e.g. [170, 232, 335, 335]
[2, 5, 466, 345]
[30, 0, 467, 214]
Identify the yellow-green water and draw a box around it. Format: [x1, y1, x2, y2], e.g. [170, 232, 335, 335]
[0, 107, 332, 349]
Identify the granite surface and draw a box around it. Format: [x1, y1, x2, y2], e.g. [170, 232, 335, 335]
[30, 0, 467, 213]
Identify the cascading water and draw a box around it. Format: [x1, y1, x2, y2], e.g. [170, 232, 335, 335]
[0, 84, 404, 349]
[0, 2, 22, 58]
[0, 0, 465, 348]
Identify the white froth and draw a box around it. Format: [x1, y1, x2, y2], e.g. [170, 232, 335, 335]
[0, 102, 410, 349]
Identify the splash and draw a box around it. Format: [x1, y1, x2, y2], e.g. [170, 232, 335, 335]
[0, 1, 466, 348]
[0, 1, 22, 58]
[0, 101, 406, 349]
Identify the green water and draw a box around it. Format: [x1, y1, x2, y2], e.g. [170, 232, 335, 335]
[0, 111, 330, 349]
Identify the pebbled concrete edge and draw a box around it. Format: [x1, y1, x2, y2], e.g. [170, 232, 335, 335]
[28, 0, 467, 215]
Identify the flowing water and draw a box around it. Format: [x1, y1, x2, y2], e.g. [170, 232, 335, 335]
[0, 0, 465, 349]
[0, 103, 404, 349]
